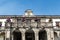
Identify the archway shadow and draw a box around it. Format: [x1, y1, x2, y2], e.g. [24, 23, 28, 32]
[25, 29, 35, 40]
[13, 28, 22, 40]
[39, 30, 47, 40]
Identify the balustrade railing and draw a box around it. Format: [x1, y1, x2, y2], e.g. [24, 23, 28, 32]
[0, 22, 60, 31]
[11, 22, 53, 28]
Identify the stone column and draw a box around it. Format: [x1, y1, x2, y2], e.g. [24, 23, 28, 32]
[22, 32, 25, 40]
[35, 31, 39, 40]
[33, 29, 39, 40]
[21, 29, 25, 40]
[50, 30, 54, 40]
[5, 29, 10, 40]
[46, 29, 51, 40]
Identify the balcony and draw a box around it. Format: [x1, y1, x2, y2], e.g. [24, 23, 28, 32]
[4, 21, 60, 31]
[11, 22, 53, 28]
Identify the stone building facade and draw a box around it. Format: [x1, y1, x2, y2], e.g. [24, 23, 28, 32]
[0, 9, 60, 40]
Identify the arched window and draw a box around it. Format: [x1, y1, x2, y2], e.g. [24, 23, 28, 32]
[39, 30, 47, 40]
[25, 29, 35, 40]
[13, 29, 22, 40]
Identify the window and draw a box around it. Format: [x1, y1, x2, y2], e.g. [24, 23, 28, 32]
[56, 22, 60, 27]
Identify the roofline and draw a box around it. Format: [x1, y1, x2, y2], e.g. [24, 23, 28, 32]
[0, 15, 60, 19]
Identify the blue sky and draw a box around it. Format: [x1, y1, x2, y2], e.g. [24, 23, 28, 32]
[0, 0, 60, 15]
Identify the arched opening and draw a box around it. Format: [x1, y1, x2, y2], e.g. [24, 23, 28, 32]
[54, 32, 58, 40]
[13, 29, 22, 40]
[25, 29, 35, 40]
[39, 30, 47, 40]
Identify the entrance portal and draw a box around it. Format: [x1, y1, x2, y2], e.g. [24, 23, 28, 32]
[25, 29, 35, 40]
[39, 30, 47, 40]
[13, 29, 22, 40]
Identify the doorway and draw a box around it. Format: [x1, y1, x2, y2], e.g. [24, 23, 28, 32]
[39, 30, 47, 40]
[13, 29, 22, 40]
[25, 29, 35, 40]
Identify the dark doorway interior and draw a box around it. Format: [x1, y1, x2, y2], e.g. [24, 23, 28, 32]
[39, 30, 47, 40]
[25, 29, 35, 40]
[13, 30, 22, 40]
